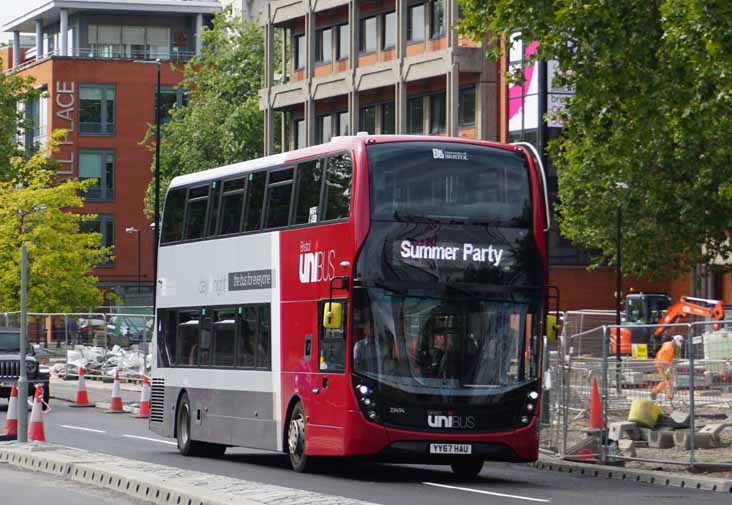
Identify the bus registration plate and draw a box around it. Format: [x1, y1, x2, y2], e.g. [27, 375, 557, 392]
[429, 443, 472, 455]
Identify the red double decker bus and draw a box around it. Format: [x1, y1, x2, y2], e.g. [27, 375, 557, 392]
[150, 134, 549, 477]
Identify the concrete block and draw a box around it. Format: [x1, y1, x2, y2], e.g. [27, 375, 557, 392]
[698, 422, 732, 445]
[647, 430, 675, 449]
[673, 430, 718, 450]
[638, 427, 653, 442]
[608, 421, 640, 441]
[617, 439, 637, 457]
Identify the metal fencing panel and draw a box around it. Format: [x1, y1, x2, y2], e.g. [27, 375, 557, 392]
[548, 317, 732, 471]
[1, 309, 154, 382]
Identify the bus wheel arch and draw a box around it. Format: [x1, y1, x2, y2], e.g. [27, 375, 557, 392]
[284, 396, 314, 472]
[283, 395, 303, 453]
[173, 388, 190, 439]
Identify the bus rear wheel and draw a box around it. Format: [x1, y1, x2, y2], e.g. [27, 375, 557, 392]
[176, 393, 226, 458]
[287, 402, 313, 472]
[450, 458, 484, 480]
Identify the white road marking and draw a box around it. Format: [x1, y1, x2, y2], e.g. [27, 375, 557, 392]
[60, 425, 107, 434]
[122, 434, 177, 446]
[423, 482, 550, 503]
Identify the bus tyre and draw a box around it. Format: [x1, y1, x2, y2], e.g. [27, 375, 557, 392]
[287, 403, 312, 472]
[450, 458, 484, 479]
[176, 393, 226, 458]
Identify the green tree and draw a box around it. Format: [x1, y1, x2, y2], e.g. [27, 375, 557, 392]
[143, 10, 279, 215]
[0, 135, 112, 312]
[459, 0, 732, 279]
[0, 57, 39, 181]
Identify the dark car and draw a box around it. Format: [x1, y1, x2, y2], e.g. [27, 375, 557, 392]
[0, 327, 50, 407]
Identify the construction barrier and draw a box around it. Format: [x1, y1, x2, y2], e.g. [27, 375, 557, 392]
[540, 316, 732, 471]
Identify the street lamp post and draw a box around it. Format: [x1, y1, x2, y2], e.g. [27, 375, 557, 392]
[615, 182, 628, 393]
[134, 58, 161, 309]
[126, 227, 141, 293]
[154, 59, 161, 311]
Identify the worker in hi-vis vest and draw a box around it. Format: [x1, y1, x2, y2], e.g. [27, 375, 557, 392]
[651, 334, 684, 400]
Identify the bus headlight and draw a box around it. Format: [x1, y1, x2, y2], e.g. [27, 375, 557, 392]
[520, 390, 539, 424]
[354, 379, 381, 424]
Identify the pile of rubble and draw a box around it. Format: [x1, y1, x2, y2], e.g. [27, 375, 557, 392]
[49, 345, 151, 380]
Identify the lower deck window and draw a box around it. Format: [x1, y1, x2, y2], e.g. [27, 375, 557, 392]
[157, 304, 271, 369]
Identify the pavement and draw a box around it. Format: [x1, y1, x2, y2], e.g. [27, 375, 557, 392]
[0, 463, 145, 505]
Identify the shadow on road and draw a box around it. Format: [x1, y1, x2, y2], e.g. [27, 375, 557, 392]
[223, 452, 535, 487]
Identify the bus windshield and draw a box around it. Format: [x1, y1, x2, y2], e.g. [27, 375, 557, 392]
[352, 288, 540, 394]
[367, 142, 531, 227]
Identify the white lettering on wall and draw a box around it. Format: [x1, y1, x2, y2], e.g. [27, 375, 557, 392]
[55, 81, 75, 175]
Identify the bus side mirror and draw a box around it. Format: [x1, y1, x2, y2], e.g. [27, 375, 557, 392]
[323, 302, 343, 329]
[546, 314, 559, 341]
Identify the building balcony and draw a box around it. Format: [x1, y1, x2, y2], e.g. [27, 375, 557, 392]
[8, 47, 197, 74]
[261, 45, 491, 111]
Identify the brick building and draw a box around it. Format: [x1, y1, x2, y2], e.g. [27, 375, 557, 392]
[258, 0, 729, 310]
[1, 0, 222, 305]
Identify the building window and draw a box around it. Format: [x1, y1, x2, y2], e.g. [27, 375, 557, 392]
[430, 92, 446, 134]
[337, 24, 350, 60]
[87, 25, 170, 60]
[408, 4, 425, 42]
[156, 86, 187, 124]
[407, 97, 424, 134]
[316, 115, 333, 143]
[79, 150, 115, 201]
[360, 17, 377, 53]
[381, 102, 395, 134]
[430, 0, 446, 38]
[80, 214, 114, 267]
[316, 28, 333, 63]
[359, 106, 376, 133]
[294, 34, 306, 69]
[79, 85, 115, 135]
[25, 90, 48, 150]
[295, 119, 306, 148]
[383, 12, 396, 49]
[338, 111, 350, 136]
[459, 86, 476, 127]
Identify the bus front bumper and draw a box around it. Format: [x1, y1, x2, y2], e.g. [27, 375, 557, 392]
[343, 410, 539, 463]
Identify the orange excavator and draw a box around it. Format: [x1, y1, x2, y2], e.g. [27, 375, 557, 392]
[611, 294, 724, 356]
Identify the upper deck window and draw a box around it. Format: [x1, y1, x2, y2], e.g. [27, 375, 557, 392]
[367, 142, 531, 227]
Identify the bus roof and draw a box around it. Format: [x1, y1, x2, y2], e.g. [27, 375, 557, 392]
[169, 135, 519, 189]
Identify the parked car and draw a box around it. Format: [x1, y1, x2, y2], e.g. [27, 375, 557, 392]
[0, 327, 50, 407]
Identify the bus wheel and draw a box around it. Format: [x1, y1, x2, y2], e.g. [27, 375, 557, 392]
[287, 403, 311, 472]
[176, 393, 225, 457]
[450, 458, 484, 480]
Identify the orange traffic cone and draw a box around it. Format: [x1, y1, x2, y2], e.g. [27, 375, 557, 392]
[106, 370, 125, 414]
[589, 376, 605, 430]
[3, 384, 18, 436]
[69, 367, 94, 408]
[135, 375, 151, 418]
[28, 385, 46, 442]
